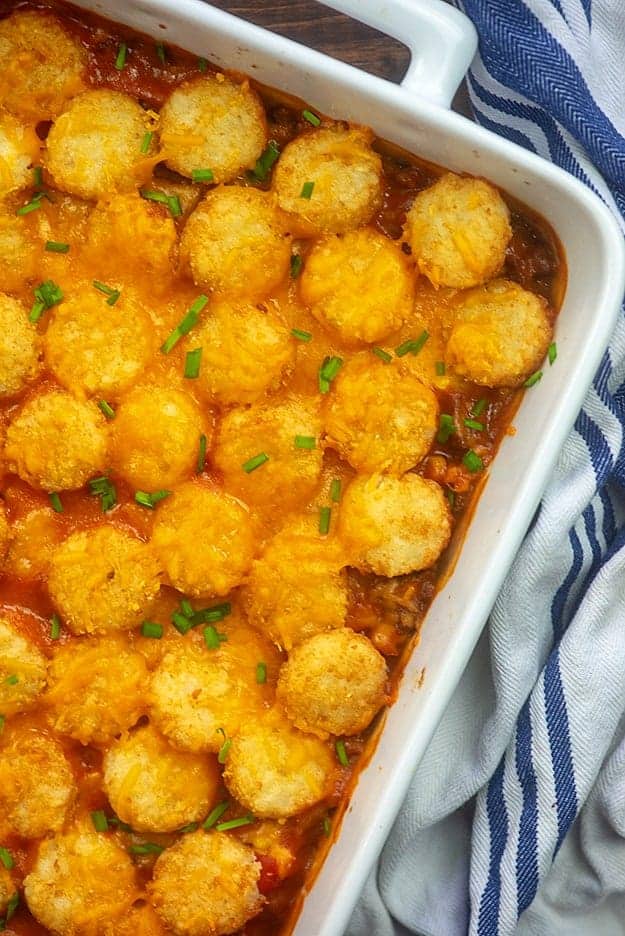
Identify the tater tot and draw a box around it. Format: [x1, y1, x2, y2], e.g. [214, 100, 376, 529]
[0, 205, 37, 292]
[109, 385, 209, 491]
[223, 708, 335, 818]
[277, 629, 388, 738]
[193, 299, 294, 406]
[45, 635, 148, 745]
[0, 293, 40, 397]
[4, 390, 107, 491]
[273, 127, 382, 235]
[85, 194, 177, 284]
[149, 622, 278, 753]
[151, 481, 254, 597]
[0, 865, 16, 918]
[0, 10, 86, 120]
[244, 518, 347, 651]
[0, 726, 76, 838]
[46, 90, 151, 200]
[24, 823, 137, 935]
[446, 279, 552, 387]
[404, 173, 512, 288]
[4, 506, 63, 579]
[102, 902, 165, 936]
[48, 526, 162, 635]
[44, 291, 156, 399]
[324, 353, 438, 474]
[180, 187, 291, 299]
[103, 724, 219, 833]
[0, 617, 47, 717]
[0, 112, 39, 197]
[214, 395, 323, 511]
[339, 474, 452, 576]
[159, 74, 267, 182]
[150, 830, 264, 936]
[300, 228, 414, 344]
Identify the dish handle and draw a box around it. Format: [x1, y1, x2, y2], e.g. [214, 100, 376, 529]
[317, 0, 477, 108]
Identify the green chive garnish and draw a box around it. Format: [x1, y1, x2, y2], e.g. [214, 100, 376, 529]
[323, 816, 331, 836]
[98, 399, 115, 420]
[197, 433, 207, 474]
[114, 42, 127, 70]
[435, 361, 446, 376]
[5, 675, 18, 686]
[446, 489, 456, 508]
[192, 168, 214, 183]
[372, 347, 392, 363]
[524, 370, 543, 388]
[45, 240, 69, 253]
[0, 716, 4, 735]
[463, 450, 484, 473]
[215, 815, 255, 832]
[5, 892, 18, 922]
[161, 295, 208, 354]
[134, 490, 171, 509]
[250, 140, 280, 182]
[318, 355, 343, 393]
[177, 822, 199, 834]
[88, 475, 117, 512]
[217, 735, 232, 764]
[548, 342, 557, 366]
[33, 166, 43, 188]
[204, 625, 227, 650]
[203, 801, 229, 829]
[463, 418, 484, 431]
[319, 506, 331, 535]
[181, 599, 193, 617]
[0, 847, 13, 870]
[172, 611, 193, 635]
[330, 478, 341, 502]
[302, 109, 321, 126]
[395, 330, 429, 357]
[242, 452, 269, 473]
[290, 254, 303, 278]
[184, 347, 202, 379]
[16, 192, 44, 216]
[92, 280, 120, 305]
[50, 614, 61, 640]
[294, 435, 315, 449]
[256, 662, 267, 684]
[140, 131, 153, 155]
[30, 279, 63, 323]
[291, 328, 312, 342]
[436, 413, 456, 444]
[300, 181, 314, 199]
[140, 189, 182, 218]
[91, 810, 109, 832]
[128, 842, 164, 856]
[141, 621, 163, 639]
[335, 740, 349, 767]
[198, 56, 208, 72]
[156, 41, 167, 64]
[471, 399, 487, 417]
[49, 492, 63, 513]
[196, 603, 231, 625]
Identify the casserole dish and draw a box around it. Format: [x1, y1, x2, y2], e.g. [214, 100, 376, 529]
[3, 1, 625, 935]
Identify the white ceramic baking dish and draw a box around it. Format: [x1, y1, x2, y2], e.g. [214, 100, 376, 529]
[68, 0, 625, 932]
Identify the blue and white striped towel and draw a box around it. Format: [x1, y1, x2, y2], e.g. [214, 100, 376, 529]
[348, 2, 625, 935]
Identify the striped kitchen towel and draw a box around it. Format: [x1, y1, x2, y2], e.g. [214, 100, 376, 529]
[349, 2, 625, 935]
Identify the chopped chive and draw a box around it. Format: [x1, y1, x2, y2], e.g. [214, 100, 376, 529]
[302, 109, 321, 126]
[92, 280, 121, 305]
[204, 624, 227, 650]
[256, 662, 267, 684]
[395, 330, 429, 357]
[436, 413, 456, 444]
[300, 181, 314, 199]
[197, 433, 207, 474]
[217, 736, 232, 764]
[114, 41, 127, 70]
[30, 279, 63, 322]
[161, 295, 208, 354]
[194, 603, 231, 625]
[180, 599, 193, 617]
[5, 675, 18, 686]
[33, 166, 43, 188]
[323, 816, 331, 836]
[471, 398, 487, 418]
[108, 816, 133, 833]
[45, 240, 69, 253]
[290, 254, 303, 278]
[463, 450, 484, 473]
[435, 361, 446, 376]
[128, 842, 164, 856]
[335, 740, 349, 767]
[203, 801, 229, 829]
[140, 130, 153, 154]
[172, 611, 193, 635]
[177, 822, 199, 834]
[167, 194, 182, 217]
[250, 140, 280, 182]
[155, 41, 167, 64]
[446, 489, 456, 509]
[91, 810, 109, 832]
[134, 490, 171, 509]
[140, 189, 182, 219]
[372, 347, 392, 363]
[88, 475, 117, 512]
[524, 370, 543, 388]
[184, 347, 202, 379]
[192, 168, 214, 183]
[215, 815, 255, 832]
[98, 399, 115, 420]
[548, 342, 557, 366]
[198, 56, 208, 72]
[294, 435, 315, 449]
[330, 478, 341, 502]
[291, 328, 312, 342]
[463, 418, 484, 431]
[50, 614, 61, 640]
[242, 452, 269, 473]
[0, 847, 13, 870]
[5, 891, 18, 922]
[49, 491, 63, 513]
[141, 621, 163, 639]
[16, 192, 44, 216]
[319, 506, 331, 535]
[0, 716, 4, 734]
[318, 355, 343, 393]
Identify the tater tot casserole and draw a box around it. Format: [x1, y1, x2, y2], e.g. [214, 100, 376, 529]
[0, 2, 564, 934]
